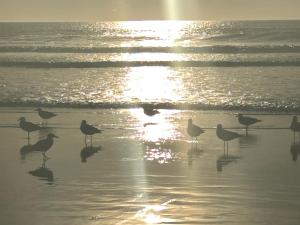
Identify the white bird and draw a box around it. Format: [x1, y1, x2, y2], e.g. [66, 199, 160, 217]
[18, 117, 42, 140]
[142, 105, 160, 116]
[32, 133, 58, 158]
[216, 124, 242, 156]
[35, 108, 57, 127]
[290, 116, 300, 141]
[80, 120, 102, 146]
[237, 114, 261, 135]
[187, 119, 205, 143]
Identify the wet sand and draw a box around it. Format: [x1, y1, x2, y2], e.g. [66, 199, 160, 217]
[0, 107, 300, 225]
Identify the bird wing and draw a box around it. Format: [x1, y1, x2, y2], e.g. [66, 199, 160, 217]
[86, 124, 101, 133]
[223, 129, 241, 140]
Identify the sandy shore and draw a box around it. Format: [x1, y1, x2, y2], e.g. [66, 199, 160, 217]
[0, 107, 300, 225]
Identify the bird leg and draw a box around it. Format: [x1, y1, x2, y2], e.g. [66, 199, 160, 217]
[246, 126, 248, 136]
[85, 135, 87, 146]
[90, 135, 93, 147]
[223, 141, 226, 156]
[226, 142, 229, 157]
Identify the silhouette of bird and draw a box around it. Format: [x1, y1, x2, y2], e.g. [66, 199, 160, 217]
[290, 116, 300, 141]
[237, 114, 261, 135]
[18, 117, 42, 141]
[32, 133, 58, 158]
[216, 124, 242, 156]
[187, 119, 205, 143]
[35, 108, 56, 127]
[142, 105, 160, 116]
[80, 120, 102, 146]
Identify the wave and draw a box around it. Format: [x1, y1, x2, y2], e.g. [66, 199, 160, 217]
[1, 101, 300, 113]
[1, 45, 300, 54]
[1, 60, 300, 68]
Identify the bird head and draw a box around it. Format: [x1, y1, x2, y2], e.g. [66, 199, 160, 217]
[35, 108, 42, 111]
[18, 117, 26, 122]
[81, 120, 87, 125]
[236, 114, 242, 118]
[292, 116, 298, 122]
[47, 133, 58, 139]
[217, 124, 222, 129]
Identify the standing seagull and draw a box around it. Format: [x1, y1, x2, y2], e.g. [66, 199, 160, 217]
[80, 120, 102, 146]
[187, 119, 205, 144]
[33, 133, 58, 159]
[35, 108, 57, 127]
[216, 124, 242, 156]
[18, 117, 42, 141]
[142, 105, 160, 116]
[237, 114, 261, 135]
[290, 116, 300, 141]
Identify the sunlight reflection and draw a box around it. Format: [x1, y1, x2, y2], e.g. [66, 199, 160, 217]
[123, 67, 183, 102]
[134, 199, 176, 224]
[118, 21, 189, 47]
[129, 108, 178, 142]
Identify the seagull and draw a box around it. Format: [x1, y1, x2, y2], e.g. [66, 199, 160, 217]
[80, 120, 102, 146]
[18, 117, 42, 141]
[187, 119, 205, 143]
[237, 114, 261, 135]
[142, 105, 160, 116]
[290, 116, 300, 141]
[32, 133, 58, 159]
[216, 124, 242, 156]
[35, 108, 57, 127]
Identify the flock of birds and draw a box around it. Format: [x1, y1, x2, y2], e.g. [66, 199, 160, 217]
[18, 105, 300, 159]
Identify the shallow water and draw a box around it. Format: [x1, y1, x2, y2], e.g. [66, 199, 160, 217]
[0, 108, 300, 225]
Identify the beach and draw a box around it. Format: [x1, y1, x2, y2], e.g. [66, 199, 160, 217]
[1, 107, 300, 225]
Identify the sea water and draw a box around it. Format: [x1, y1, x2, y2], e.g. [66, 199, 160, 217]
[0, 20, 300, 111]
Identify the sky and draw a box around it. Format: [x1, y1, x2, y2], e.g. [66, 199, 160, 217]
[1, 0, 300, 21]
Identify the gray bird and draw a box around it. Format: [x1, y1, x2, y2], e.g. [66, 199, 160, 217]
[18, 117, 42, 140]
[187, 119, 205, 142]
[237, 114, 261, 135]
[32, 133, 58, 158]
[80, 120, 102, 146]
[216, 124, 242, 156]
[290, 116, 300, 141]
[35, 108, 57, 127]
[142, 105, 160, 116]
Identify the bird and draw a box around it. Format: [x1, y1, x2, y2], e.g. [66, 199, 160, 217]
[80, 120, 102, 146]
[216, 124, 242, 156]
[35, 108, 56, 127]
[237, 114, 261, 135]
[32, 133, 58, 159]
[187, 119, 205, 144]
[142, 105, 160, 116]
[18, 117, 42, 141]
[290, 116, 300, 141]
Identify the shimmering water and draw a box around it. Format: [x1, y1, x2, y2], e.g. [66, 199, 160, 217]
[0, 21, 300, 111]
[1, 108, 300, 225]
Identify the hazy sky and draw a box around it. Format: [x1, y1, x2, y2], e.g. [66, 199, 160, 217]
[1, 0, 300, 21]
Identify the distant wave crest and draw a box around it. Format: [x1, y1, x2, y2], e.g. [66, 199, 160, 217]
[1, 45, 300, 54]
[1, 60, 300, 68]
[1, 100, 300, 112]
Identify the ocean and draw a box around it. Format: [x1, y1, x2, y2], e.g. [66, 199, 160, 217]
[0, 20, 300, 111]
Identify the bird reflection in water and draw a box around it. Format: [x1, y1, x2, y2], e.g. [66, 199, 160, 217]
[216, 155, 241, 172]
[290, 142, 300, 161]
[80, 145, 102, 162]
[28, 157, 54, 184]
[187, 145, 204, 166]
